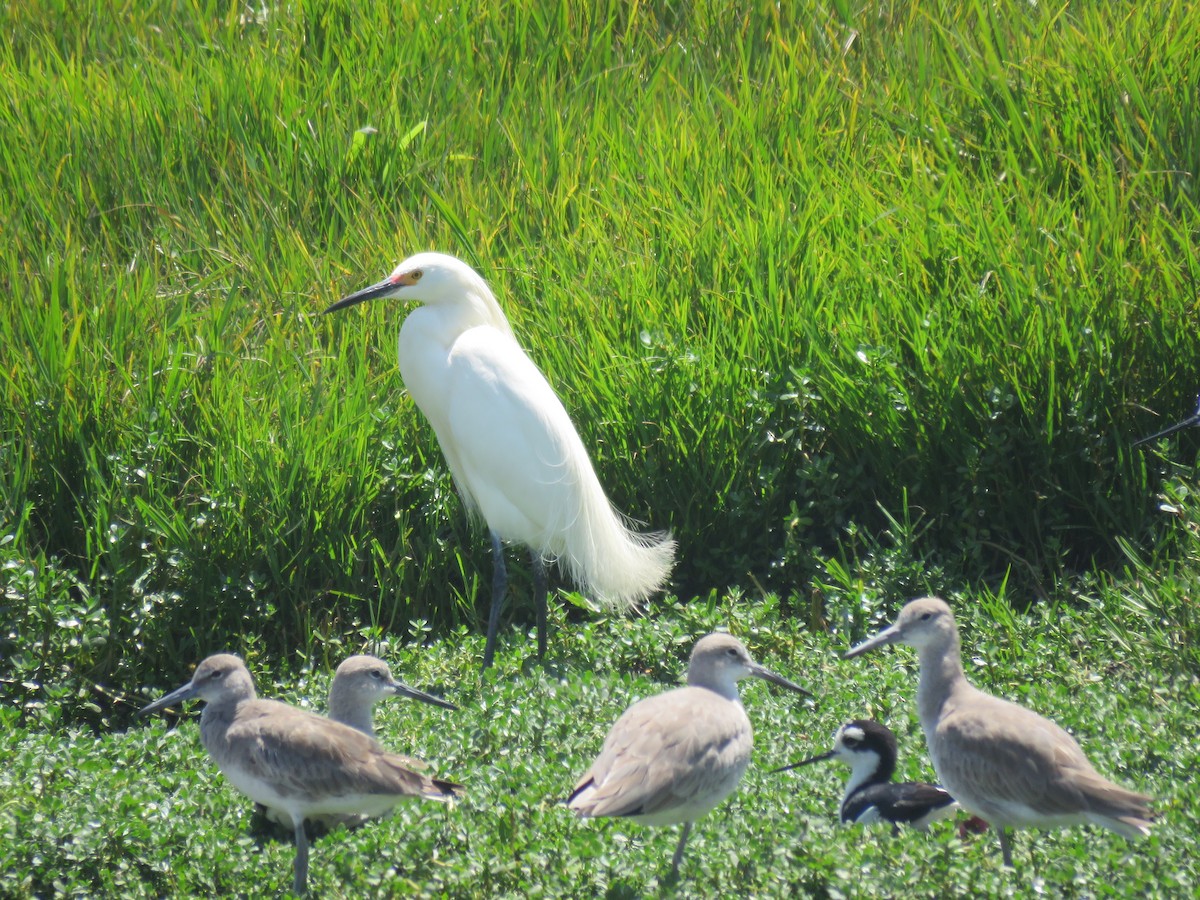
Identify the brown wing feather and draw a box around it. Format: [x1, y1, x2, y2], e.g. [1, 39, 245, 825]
[227, 700, 460, 801]
[935, 691, 1151, 824]
[570, 687, 750, 818]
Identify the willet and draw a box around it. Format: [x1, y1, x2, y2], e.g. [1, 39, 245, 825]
[327, 654, 457, 738]
[258, 654, 458, 833]
[772, 718, 959, 831]
[139, 654, 464, 895]
[325, 252, 675, 669]
[567, 633, 810, 877]
[846, 597, 1156, 865]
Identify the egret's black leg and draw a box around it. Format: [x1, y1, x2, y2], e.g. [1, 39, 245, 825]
[531, 552, 548, 659]
[482, 531, 507, 670]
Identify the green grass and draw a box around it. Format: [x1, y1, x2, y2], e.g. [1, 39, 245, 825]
[2, 0, 1199, 894]
[3, 0, 1199, 704]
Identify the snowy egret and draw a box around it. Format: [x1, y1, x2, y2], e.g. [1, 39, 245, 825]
[772, 719, 960, 831]
[567, 633, 810, 877]
[139, 654, 464, 895]
[846, 598, 1156, 866]
[325, 252, 676, 668]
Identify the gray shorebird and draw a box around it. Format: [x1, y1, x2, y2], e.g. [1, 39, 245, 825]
[258, 654, 458, 834]
[325, 253, 676, 669]
[139, 654, 464, 895]
[327, 654, 456, 738]
[567, 633, 810, 877]
[846, 597, 1156, 866]
[773, 719, 959, 831]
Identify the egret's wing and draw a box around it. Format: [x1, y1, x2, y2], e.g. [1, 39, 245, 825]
[406, 319, 675, 606]
[443, 327, 592, 542]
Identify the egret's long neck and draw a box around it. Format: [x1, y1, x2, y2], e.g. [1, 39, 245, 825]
[460, 280, 514, 337]
[399, 283, 515, 363]
[916, 632, 966, 733]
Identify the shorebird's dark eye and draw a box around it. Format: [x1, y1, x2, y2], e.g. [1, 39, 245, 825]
[370, 670, 384, 680]
[920, 612, 932, 621]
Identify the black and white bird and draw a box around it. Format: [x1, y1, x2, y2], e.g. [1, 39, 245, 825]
[773, 719, 959, 831]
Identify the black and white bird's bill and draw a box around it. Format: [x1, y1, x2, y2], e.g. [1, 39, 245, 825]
[769, 749, 836, 774]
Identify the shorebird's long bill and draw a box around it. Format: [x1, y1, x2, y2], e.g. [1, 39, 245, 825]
[138, 680, 199, 717]
[323, 278, 396, 314]
[391, 681, 458, 711]
[748, 662, 811, 696]
[769, 749, 835, 774]
[1134, 408, 1200, 446]
[845, 623, 903, 659]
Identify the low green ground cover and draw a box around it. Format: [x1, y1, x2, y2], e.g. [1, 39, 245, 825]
[3, 593, 1195, 897]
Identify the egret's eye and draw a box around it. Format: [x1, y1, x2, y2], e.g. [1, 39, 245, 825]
[410, 269, 423, 281]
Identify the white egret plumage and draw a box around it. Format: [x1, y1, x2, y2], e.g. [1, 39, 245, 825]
[325, 252, 676, 668]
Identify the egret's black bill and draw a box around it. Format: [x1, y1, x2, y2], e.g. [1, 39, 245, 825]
[323, 278, 395, 314]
